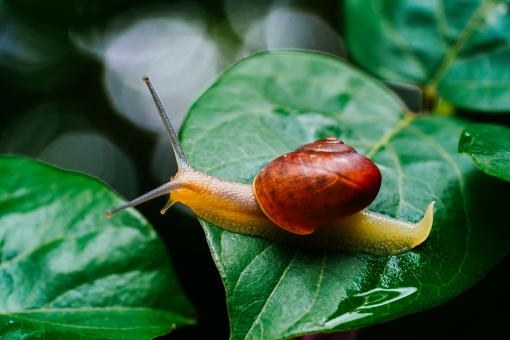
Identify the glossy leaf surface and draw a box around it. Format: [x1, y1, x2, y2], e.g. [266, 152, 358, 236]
[0, 157, 195, 339]
[180, 51, 510, 339]
[459, 123, 510, 182]
[345, 0, 510, 111]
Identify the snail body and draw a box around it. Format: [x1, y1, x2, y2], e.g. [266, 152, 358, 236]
[106, 76, 434, 256]
[163, 168, 434, 256]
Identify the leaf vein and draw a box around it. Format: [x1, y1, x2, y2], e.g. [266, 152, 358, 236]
[243, 250, 300, 340]
[387, 145, 404, 218]
[284, 250, 327, 334]
[409, 125, 472, 285]
[231, 242, 277, 299]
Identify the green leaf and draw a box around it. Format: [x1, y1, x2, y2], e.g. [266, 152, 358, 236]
[0, 157, 195, 340]
[459, 123, 510, 182]
[345, 0, 510, 112]
[180, 51, 510, 339]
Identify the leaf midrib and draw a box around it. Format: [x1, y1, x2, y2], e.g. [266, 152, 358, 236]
[365, 115, 413, 158]
[426, 0, 499, 87]
[0, 307, 183, 331]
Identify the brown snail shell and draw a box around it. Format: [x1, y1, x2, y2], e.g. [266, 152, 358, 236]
[253, 137, 382, 235]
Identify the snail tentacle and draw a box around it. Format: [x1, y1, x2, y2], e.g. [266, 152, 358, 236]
[105, 180, 179, 217]
[142, 75, 192, 171]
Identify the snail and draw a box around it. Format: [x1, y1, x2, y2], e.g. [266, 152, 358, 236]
[106, 76, 434, 256]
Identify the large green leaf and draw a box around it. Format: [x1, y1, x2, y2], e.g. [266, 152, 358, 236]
[180, 51, 510, 339]
[459, 123, 510, 182]
[345, 0, 510, 112]
[0, 157, 195, 339]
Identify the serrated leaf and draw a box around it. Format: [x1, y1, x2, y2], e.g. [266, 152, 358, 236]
[459, 123, 510, 182]
[0, 157, 195, 340]
[180, 51, 510, 339]
[345, 0, 510, 112]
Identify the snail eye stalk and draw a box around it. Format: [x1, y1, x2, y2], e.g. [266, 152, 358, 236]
[142, 75, 192, 171]
[106, 75, 190, 217]
[105, 182, 177, 217]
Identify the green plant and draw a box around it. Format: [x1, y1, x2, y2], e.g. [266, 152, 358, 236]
[1, 0, 510, 339]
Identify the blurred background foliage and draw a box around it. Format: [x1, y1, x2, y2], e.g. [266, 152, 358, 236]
[0, 0, 508, 339]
